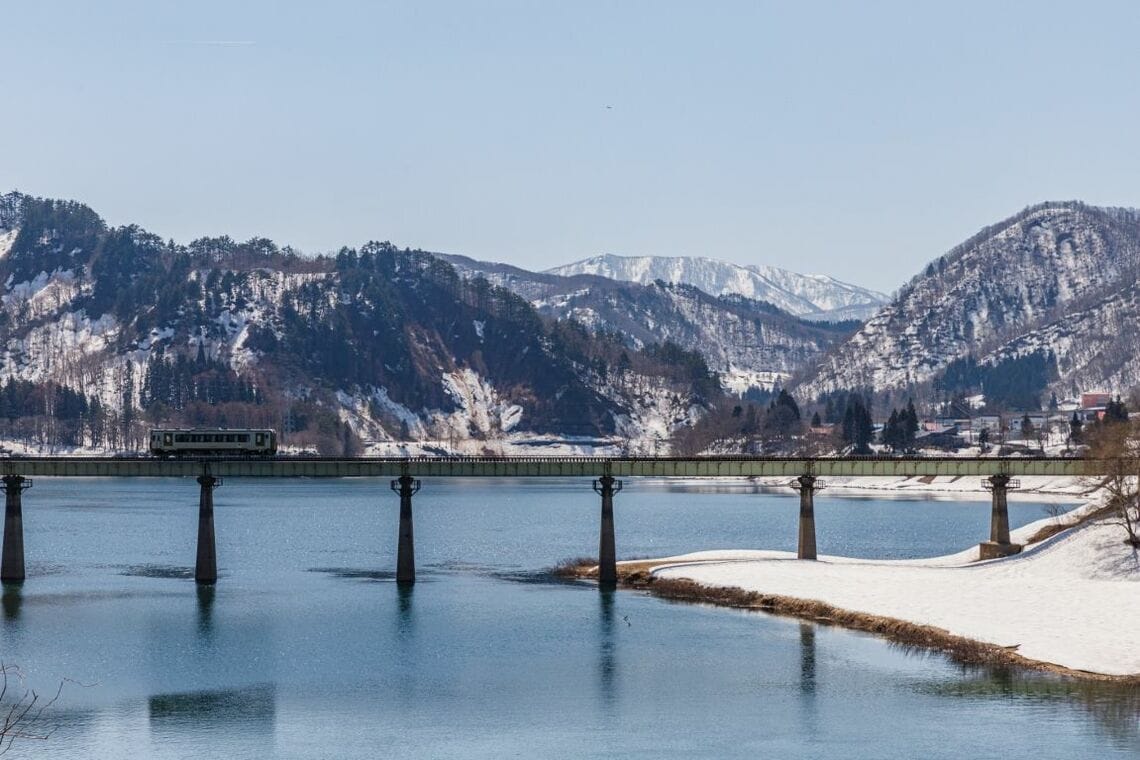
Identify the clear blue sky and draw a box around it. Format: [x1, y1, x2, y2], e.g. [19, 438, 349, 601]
[3, 1, 1139, 292]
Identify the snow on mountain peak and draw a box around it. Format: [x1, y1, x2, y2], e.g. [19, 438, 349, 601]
[545, 254, 887, 320]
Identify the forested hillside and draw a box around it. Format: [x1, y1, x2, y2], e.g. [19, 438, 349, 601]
[796, 202, 1140, 411]
[0, 192, 719, 453]
[439, 252, 859, 395]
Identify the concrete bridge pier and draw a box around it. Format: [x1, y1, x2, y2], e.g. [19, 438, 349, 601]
[980, 474, 1022, 560]
[593, 475, 623, 586]
[792, 475, 818, 560]
[1, 475, 31, 583]
[195, 475, 221, 584]
[391, 474, 421, 585]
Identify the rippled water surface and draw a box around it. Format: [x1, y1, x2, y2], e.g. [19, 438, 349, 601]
[2, 477, 1136, 758]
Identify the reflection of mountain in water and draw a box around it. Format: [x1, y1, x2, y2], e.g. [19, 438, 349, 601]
[149, 683, 277, 730]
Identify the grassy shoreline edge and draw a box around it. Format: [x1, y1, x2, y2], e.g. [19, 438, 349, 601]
[554, 558, 1140, 685]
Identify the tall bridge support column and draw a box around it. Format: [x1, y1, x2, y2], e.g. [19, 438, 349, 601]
[980, 474, 1022, 560]
[791, 475, 820, 560]
[195, 475, 221, 584]
[593, 475, 622, 586]
[391, 474, 421, 585]
[1, 476, 31, 583]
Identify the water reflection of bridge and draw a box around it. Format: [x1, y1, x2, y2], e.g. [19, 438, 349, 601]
[0, 456, 1099, 587]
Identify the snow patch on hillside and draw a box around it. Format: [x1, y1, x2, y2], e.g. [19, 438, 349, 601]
[137, 327, 175, 351]
[3, 311, 119, 384]
[215, 309, 259, 372]
[362, 386, 428, 439]
[613, 386, 703, 454]
[0, 228, 17, 260]
[721, 367, 786, 395]
[441, 368, 524, 436]
[3, 269, 84, 320]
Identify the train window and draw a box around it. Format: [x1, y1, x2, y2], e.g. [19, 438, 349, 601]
[176, 435, 187, 443]
[241, 435, 250, 443]
[255, 433, 265, 446]
[164, 433, 173, 446]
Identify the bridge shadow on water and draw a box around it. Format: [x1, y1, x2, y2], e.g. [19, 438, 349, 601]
[118, 564, 196, 580]
[306, 567, 402, 582]
[148, 683, 277, 740]
[307, 561, 580, 587]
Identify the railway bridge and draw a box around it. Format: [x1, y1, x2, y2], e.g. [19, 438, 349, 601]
[0, 456, 1100, 587]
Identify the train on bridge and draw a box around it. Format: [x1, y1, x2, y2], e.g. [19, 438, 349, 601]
[148, 428, 278, 458]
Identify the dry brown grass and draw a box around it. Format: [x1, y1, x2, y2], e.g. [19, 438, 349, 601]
[553, 558, 1140, 684]
[1024, 503, 1117, 545]
[551, 557, 598, 579]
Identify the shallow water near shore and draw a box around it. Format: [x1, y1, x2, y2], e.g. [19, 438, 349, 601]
[2, 477, 1136, 758]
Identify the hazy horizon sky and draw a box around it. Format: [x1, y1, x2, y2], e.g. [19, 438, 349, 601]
[3, 1, 1140, 292]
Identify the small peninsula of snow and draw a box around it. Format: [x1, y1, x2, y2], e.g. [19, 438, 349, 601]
[643, 510, 1140, 677]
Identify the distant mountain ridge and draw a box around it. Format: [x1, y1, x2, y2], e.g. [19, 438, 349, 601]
[436, 252, 857, 394]
[545, 254, 888, 321]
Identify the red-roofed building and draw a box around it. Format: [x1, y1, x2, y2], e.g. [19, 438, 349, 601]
[1081, 392, 1112, 409]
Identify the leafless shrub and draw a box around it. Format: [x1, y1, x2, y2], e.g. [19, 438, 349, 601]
[1084, 420, 1140, 547]
[0, 663, 62, 755]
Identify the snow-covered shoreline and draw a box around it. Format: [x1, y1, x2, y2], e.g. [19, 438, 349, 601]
[621, 499, 1140, 678]
[750, 473, 1091, 501]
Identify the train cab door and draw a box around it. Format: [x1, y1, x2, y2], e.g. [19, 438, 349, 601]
[255, 432, 266, 449]
[163, 433, 174, 447]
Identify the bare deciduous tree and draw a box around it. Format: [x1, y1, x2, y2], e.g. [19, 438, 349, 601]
[0, 663, 61, 755]
[1086, 420, 1140, 547]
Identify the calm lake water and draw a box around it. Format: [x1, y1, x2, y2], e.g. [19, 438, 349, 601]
[2, 477, 1136, 758]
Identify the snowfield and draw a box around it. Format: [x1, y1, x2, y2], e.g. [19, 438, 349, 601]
[643, 504, 1140, 676]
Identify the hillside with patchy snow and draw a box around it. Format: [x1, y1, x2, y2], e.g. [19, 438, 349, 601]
[439, 252, 856, 394]
[796, 202, 1140, 402]
[546, 253, 888, 321]
[0, 192, 721, 454]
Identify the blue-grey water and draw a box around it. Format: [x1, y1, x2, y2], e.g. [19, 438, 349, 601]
[2, 477, 1136, 758]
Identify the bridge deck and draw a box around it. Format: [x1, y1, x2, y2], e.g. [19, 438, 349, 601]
[0, 456, 1100, 478]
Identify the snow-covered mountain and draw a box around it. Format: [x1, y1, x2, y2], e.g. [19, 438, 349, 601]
[546, 254, 888, 321]
[438, 252, 856, 394]
[0, 192, 726, 454]
[796, 201, 1140, 403]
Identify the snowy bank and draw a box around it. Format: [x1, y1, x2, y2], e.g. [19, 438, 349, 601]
[750, 473, 1090, 500]
[622, 508, 1140, 678]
